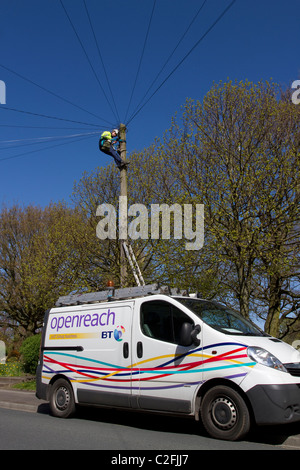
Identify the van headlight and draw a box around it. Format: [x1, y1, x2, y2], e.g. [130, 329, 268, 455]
[247, 346, 287, 373]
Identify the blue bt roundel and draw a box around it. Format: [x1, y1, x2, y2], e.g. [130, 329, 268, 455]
[114, 325, 125, 341]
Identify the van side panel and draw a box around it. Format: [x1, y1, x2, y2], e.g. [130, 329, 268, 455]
[40, 302, 133, 407]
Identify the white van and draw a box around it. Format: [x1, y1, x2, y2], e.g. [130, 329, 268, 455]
[36, 284, 300, 441]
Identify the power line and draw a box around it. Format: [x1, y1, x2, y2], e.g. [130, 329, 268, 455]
[0, 63, 113, 126]
[0, 124, 101, 130]
[0, 133, 96, 163]
[0, 131, 99, 150]
[126, 0, 236, 126]
[124, 0, 157, 123]
[0, 105, 102, 128]
[59, 0, 119, 124]
[127, 0, 207, 124]
[83, 0, 120, 124]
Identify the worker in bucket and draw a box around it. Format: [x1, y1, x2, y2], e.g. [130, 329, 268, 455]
[99, 128, 126, 169]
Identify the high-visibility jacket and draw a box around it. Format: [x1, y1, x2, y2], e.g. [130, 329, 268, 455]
[99, 131, 113, 151]
[99, 131, 119, 152]
[100, 131, 112, 144]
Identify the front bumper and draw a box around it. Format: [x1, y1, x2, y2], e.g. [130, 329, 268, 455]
[246, 383, 300, 425]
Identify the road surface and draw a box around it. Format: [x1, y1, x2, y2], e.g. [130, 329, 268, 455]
[0, 403, 298, 451]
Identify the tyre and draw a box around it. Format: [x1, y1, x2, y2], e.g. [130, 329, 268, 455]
[200, 385, 250, 441]
[49, 378, 76, 418]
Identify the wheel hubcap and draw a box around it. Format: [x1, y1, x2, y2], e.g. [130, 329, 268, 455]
[211, 397, 237, 430]
[55, 386, 70, 411]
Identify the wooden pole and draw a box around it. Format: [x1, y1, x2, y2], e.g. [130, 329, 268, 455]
[119, 123, 127, 287]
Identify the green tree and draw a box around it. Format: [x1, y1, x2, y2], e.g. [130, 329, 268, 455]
[0, 203, 92, 337]
[166, 81, 300, 334]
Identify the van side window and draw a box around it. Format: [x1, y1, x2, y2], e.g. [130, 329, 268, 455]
[140, 300, 193, 345]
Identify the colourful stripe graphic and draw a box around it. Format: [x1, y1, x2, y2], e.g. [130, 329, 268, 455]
[42, 342, 255, 391]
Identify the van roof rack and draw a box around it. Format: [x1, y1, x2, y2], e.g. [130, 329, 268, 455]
[55, 284, 191, 307]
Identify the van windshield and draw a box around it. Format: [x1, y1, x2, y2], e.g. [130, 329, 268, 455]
[175, 298, 267, 336]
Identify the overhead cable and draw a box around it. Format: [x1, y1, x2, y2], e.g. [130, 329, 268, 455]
[83, 0, 121, 124]
[0, 133, 96, 163]
[126, 0, 236, 126]
[124, 0, 157, 123]
[0, 124, 101, 130]
[0, 105, 103, 128]
[0, 63, 112, 126]
[60, 0, 119, 123]
[0, 131, 99, 150]
[127, 0, 207, 124]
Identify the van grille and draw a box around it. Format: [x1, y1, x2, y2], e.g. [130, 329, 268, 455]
[284, 363, 300, 377]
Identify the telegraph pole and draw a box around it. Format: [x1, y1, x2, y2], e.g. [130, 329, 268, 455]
[119, 123, 127, 287]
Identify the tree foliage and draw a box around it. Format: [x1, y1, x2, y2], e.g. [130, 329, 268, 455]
[0, 202, 94, 336]
[20, 333, 41, 374]
[173, 81, 300, 338]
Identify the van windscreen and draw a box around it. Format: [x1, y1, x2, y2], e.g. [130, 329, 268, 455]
[175, 298, 267, 336]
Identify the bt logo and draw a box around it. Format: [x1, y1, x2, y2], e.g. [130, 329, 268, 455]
[101, 325, 125, 341]
[114, 325, 125, 342]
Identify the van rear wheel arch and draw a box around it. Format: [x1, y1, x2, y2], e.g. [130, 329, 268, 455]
[49, 376, 76, 418]
[49, 373, 71, 387]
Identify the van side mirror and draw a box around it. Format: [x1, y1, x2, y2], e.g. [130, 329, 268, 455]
[191, 324, 201, 346]
[179, 323, 201, 347]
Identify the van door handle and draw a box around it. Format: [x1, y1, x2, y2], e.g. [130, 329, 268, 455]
[137, 341, 143, 358]
[123, 342, 129, 359]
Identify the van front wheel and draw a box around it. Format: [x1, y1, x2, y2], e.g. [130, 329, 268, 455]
[200, 385, 250, 441]
[49, 378, 76, 418]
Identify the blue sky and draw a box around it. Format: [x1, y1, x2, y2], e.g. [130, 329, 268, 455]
[0, 0, 299, 208]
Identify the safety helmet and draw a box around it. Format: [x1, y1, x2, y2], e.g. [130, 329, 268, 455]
[111, 128, 119, 135]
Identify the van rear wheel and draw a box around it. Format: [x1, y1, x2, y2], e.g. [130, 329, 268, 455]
[49, 378, 76, 418]
[200, 385, 250, 441]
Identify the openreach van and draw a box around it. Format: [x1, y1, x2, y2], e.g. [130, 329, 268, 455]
[36, 284, 300, 441]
